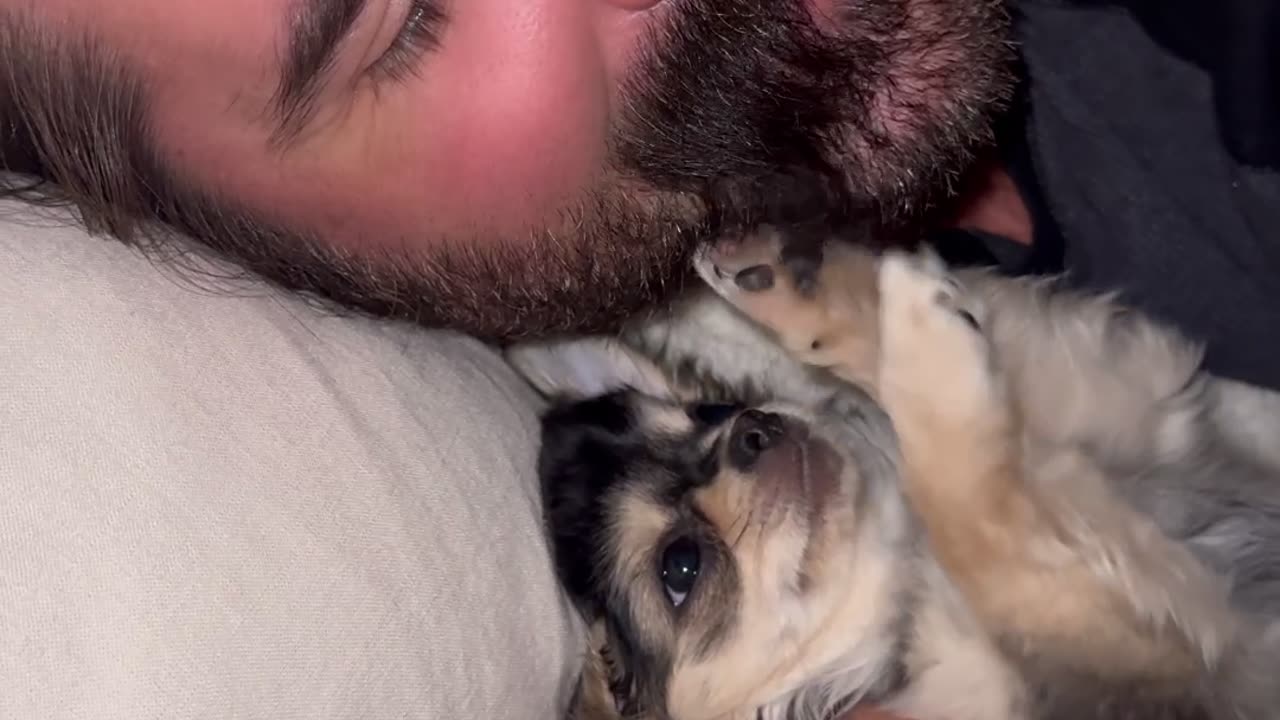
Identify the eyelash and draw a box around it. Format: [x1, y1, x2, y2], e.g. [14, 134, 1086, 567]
[371, 0, 446, 82]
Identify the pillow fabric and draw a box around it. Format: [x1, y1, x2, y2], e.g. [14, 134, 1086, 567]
[0, 197, 584, 719]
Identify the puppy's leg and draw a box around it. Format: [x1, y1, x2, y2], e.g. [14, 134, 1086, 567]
[693, 228, 882, 391]
[874, 250, 1029, 556]
[567, 622, 635, 720]
[874, 252, 1207, 685]
[875, 251, 1057, 632]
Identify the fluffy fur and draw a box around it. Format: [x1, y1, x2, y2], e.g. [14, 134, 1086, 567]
[508, 229, 1280, 720]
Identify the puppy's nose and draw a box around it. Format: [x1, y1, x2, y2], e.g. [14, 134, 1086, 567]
[728, 410, 786, 471]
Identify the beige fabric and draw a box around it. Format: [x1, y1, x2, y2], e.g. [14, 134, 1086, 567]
[0, 198, 585, 719]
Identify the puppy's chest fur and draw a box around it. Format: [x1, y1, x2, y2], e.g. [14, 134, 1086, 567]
[885, 563, 1024, 720]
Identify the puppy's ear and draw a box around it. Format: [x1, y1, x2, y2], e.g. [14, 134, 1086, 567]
[506, 337, 677, 401]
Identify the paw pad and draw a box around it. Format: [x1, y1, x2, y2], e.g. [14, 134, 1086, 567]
[694, 227, 827, 300]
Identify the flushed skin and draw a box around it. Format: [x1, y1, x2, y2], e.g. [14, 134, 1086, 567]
[509, 234, 1280, 720]
[3, 0, 1015, 339]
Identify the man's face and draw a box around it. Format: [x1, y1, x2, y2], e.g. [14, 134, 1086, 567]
[32, 0, 1013, 339]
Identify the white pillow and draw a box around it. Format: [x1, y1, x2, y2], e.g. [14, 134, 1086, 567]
[0, 197, 585, 719]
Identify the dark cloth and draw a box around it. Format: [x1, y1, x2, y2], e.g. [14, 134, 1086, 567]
[945, 0, 1280, 392]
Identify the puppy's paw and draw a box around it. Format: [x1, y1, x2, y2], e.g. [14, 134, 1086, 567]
[876, 250, 997, 426]
[693, 227, 823, 301]
[693, 228, 828, 351]
[692, 229, 881, 386]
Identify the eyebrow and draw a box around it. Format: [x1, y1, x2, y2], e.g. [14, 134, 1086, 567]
[269, 0, 369, 146]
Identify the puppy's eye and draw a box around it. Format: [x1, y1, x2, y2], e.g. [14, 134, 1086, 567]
[690, 402, 740, 426]
[660, 537, 701, 607]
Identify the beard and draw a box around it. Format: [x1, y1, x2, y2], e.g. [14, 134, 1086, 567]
[619, 0, 1017, 232]
[183, 0, 1016, 342]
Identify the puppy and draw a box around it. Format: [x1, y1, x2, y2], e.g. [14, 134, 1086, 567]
[509, 231, 1280, 720]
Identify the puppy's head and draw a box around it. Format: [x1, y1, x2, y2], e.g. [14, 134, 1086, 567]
[510, 339, 915, 720]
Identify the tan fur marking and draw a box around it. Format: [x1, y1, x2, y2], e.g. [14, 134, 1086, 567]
[692, 471, 759, 546]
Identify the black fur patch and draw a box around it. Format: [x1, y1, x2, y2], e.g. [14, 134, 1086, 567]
[539, 389, 745, 717]
[538, 391, 644, 610]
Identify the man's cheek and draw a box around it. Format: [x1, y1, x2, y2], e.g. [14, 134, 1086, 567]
[424, 9, 613, 226]
[435, 93, 608, 222]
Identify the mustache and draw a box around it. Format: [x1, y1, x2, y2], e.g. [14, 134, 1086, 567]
[614, 0, 874, 188]
[613, 0, 1017, 239]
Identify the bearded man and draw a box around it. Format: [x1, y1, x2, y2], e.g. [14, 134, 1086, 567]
[1, 0, 1276, 718]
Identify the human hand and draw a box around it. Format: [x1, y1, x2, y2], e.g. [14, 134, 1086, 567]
[944, 154, 1033, 246]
